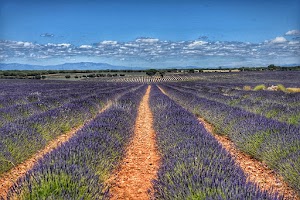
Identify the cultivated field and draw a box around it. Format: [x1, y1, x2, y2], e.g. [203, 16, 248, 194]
[0, 71, 299, 199]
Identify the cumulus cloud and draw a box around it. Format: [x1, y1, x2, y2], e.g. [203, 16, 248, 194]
[270, 37, 287, 44]
[79, 45, 92, 49]
[45, 43, 71, 48]
[135, 38, 159, 43]
[285, 30, 300, 36]
[288, 41, 300, 45]
[1, 36, 299, 65]
[124, 43, 139, 48]
[187, 40, 208, 49]
[15, 41, 35, 47]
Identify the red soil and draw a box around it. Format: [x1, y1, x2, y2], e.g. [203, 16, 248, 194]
[0, 103, 112, 199]
[108, 85, 160, 200]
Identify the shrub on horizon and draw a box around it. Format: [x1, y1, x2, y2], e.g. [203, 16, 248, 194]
[277, 84, 286, 92]
[243, 85, 252, 91]
[286, 87, 300, 93]
[253, 84, 266, 91]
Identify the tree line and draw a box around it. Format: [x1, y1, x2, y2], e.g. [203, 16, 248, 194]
[0, 65, 299, 79]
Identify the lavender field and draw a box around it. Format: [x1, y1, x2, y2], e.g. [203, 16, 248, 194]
[0, 71, 299, 199]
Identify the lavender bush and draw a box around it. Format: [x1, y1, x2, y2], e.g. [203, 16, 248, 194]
[149, 85, 279, 200]
[0, 81, 139, 175]
[160, 84, 300, 193]
[5, 85, 147, 200]
[165, 82, 300, 126]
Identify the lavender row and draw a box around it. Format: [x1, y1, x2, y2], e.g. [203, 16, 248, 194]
[160, 85, 300, 193]
[0, 84, 132, 129]
[0, 80, 129, 108]
[188, 82, 299, 106]
[184, 71, 300, 88]
[149, 85, 278, 199]
[0, 93, 89, 128]
[0, 84, 139, 175]
[0, 80, 84, 108]
[5, 85, 146, 200]
[167, 83, 300, 126]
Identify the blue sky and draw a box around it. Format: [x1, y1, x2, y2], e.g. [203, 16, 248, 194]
[0, 0, 300, 68]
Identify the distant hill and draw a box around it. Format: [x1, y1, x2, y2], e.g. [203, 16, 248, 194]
[0, 62, 143, 70]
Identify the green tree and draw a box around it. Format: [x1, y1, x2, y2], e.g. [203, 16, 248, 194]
[268, 64, 276, 70]
[159, 71, 165, 78]
[35, 75, 42, 79]
[146, 69, 157, 76]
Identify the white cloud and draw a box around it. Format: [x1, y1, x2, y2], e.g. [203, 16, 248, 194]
[23, 42, 34, 47]
[285, 30, 300, 36]
[135, 38, 159, 43]
[288, 41, 300, 45]
[101, 40, 118, 45]
[57, 43, 71, 48]
[124, 43, 139, 48]
[270, 37, 287, 44]
[187, 40, 208, 48]
[79, 45, 92, 49]
[15, 41, 34, 47]
[1, 35, 299, 66]
[16, 41, 24, 45]
[46, 43, 56, 46]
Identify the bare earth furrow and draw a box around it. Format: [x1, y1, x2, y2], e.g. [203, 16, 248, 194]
[109, 85, 160, 200]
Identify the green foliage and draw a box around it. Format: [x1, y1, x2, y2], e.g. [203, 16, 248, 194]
[238, 131, 271, 158]
[228, 99, 241, 106]
[15, 172, 93, 200]
[187, 188, 226, 200]
[159, 71, 165, 78]
[253, 84, 266, 91]
[277, 84, 286, 92]
[35, 75, 42, 79]
[278, 157, 300, 191]
[1, 136, 44, 174]
[287, 114, 300, 125]
[60, 123, 71, 133]
[0, 99, 103, 175]
[267, 64, 282, 71]
[65, 75, 71, 79]
[266, 109, 279, 118]
[145, 69, 157, 76]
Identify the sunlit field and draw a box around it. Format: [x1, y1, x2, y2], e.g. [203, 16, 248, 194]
[0, 71, 299, 199]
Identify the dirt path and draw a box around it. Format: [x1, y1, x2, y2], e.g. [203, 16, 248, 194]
[109, 85, 160, 200]
[157, 86, 299, 200]
[198, 118, 299, 200]
[0, 102, 112, 199]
